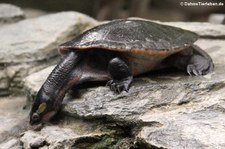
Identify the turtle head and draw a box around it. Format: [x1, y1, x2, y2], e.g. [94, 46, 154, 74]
[29, 89, 57, 125]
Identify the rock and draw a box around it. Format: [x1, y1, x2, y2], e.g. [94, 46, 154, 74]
[208, 14, 225, 24]
[41, 126, 79, 148]
[23, 20, 225, 148]
[0, 11, 98, 95]
[20, 125, 108, 149]
[0, 138, 22, 149]
[0, 96, 29, 142]
[0, 11, 98, 63]
[23, 8, 47, 19]
[20, 131, 45, 149]
[195, 39, 225, 64]
[137, 100, 225, 149]
[0, 3, 25, 25]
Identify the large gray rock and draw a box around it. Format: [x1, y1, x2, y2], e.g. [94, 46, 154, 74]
[0, 3, 24, 25]
[22, 20, 225, 148]
[0, 11, 98, 95]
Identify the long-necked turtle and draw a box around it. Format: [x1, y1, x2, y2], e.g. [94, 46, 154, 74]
[30, 19, 214, 125]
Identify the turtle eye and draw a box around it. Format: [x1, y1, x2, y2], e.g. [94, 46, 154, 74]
[32, 113, 40, 121]
[37, 102, 47, 114]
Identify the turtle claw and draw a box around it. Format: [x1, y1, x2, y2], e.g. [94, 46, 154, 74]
[106, 80, 127, 93]
[187, 60, 214, 76]
[186, 54, 214, 76]
[106, 77, 132, 94]
[187, 64, 199, 76]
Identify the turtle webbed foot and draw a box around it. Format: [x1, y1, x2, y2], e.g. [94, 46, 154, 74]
[106, 76, 133, 94]
[187, 55, 214, 76]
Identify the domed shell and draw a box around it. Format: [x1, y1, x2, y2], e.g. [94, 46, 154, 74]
[59, 19, 198, 55]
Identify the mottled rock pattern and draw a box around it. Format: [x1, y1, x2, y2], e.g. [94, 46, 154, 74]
[0, 3, 24, 25]
[137, 100, 225, 149]
[20, 126, 107, 149]
[0, 11, 98, 95]
[20, 131, 45, 149]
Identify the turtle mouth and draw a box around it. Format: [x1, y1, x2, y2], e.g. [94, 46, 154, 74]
[30, 113, 41, 125]
[30, 111, 57, 125]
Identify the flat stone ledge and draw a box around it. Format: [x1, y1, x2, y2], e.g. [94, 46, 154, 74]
[63, 64, 224, 120]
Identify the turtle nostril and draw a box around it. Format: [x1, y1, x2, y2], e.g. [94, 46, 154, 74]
[32, 113, 40, 121]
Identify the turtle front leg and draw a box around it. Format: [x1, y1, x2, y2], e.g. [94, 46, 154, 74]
[166, 45, 214, 75]
[107, 57, 133, 93]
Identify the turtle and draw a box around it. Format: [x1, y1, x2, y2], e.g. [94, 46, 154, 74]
[30, 19, 214, 125]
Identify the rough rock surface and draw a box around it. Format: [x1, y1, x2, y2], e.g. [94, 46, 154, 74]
[20, 127, 80, 149]
[19, 125, 112, 149]
[0, 3, 25, 25]
[137, 99, 225, 149]
[0, 11, 98, 95]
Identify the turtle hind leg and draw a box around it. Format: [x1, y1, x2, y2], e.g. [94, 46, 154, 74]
[107, 57, 133, 93]
[166, 45, 214, 76]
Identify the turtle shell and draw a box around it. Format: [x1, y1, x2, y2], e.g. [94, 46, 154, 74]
[59, 19, 198, 55]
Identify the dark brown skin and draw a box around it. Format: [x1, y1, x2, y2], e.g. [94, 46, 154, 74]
[29, 20, 214, 125]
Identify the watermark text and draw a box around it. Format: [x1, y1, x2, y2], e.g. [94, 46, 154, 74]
[180, 1, 224, 7]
